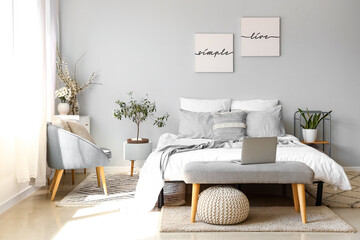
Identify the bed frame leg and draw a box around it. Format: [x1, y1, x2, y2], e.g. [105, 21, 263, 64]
[158, 188, 164, 209]
[315, 181, 323, 206]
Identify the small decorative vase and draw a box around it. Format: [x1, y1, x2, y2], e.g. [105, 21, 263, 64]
[57, 102, 69, 115]
[302, 129, 317, 143]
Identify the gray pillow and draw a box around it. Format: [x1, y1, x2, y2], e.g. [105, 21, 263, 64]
[178, 109, 213, 139]
[212, 111, 247, 141]
[246, 105, 286, 137]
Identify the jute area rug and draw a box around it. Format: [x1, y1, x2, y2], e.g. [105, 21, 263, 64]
[160, 206, 355, 233]
[306, 171, 360, 208]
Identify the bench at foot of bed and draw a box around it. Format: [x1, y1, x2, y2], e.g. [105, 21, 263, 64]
[182, 161, 314, 224]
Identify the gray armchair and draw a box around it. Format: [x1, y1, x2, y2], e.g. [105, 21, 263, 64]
[47, 123, 111, 200]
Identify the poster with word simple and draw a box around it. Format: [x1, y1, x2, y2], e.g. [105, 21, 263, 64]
[241, 18, 280, 56]
[195, 34, 234, 72]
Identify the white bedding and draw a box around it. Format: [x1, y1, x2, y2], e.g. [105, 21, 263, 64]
[135, 133, 352, 212]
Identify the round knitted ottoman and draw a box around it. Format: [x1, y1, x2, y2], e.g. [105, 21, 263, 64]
[197, 185, 250, 225]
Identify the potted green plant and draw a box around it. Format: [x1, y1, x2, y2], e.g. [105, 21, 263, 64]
[298, 108, 332, 143]
[114, 92, 169, 143]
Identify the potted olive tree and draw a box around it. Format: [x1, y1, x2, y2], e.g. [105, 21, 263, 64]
[298, 108, 332, 143]
[114, 92, 169, 143]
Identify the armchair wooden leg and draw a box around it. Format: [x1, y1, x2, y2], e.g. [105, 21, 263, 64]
[71, 170, 75, 185]
[84, 168, 87, 174]
[50, 170, 59, 192]
[99, 166, 108, 196]
[292, 183, 300, 213]
[51, 170, 64, 201]
[96, 167, 101, 187]
[191, 183, 200, 223]
[297, 184, 307, 224]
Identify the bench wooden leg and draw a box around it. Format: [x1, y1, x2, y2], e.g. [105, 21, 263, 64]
[191, 183, 200, 223]
[297, 184, 307, 224]
[291, 183, 300, 213]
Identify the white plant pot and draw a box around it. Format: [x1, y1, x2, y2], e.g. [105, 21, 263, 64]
[57, 103, 69, 115]
[302, 129, 317, 143]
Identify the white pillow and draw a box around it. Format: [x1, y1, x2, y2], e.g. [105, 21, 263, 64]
[246, 105, 286, 137]
[180, 98, 231, 113]
[231, 99, 279, 111]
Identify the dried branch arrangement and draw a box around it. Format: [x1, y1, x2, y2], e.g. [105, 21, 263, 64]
[56, 48, 100, 114]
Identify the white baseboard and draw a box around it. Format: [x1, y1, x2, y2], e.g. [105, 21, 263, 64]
[0, 186, 39, 215]
[343, 167, 360, 172]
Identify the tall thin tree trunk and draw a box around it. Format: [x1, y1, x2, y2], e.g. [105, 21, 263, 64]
[136, 122, 140, 141]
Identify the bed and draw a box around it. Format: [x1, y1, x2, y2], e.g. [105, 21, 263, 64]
[134, 98, 352, 212]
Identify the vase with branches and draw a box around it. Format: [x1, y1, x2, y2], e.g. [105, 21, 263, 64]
[56, 48, 100, 115]
[114, 92, 170, 143]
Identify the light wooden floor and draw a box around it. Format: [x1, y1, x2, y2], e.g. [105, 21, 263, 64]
[0, 172, 360, 240]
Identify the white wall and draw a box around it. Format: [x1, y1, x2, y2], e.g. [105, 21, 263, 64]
[59, 0, 360, 167]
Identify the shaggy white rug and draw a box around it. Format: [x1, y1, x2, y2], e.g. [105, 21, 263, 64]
[160, 206, 355, 233]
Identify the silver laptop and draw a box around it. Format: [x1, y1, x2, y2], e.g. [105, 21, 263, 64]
[241, 137, 277, 165]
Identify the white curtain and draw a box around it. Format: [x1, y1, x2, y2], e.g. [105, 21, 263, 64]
[0, 0, 57, 186]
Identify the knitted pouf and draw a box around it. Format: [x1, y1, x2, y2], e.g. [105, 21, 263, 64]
[197, 185, 250, 225]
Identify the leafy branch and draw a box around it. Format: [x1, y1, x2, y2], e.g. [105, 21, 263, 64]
[114, 92, 170, 141]
[56, 48, 101, 93]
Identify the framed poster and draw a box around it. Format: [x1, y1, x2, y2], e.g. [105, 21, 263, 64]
[241, 17, 280, 56]
[195, 34, 234, 72]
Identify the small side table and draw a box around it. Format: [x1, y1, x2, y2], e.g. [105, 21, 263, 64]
[123, 141, 152, 176]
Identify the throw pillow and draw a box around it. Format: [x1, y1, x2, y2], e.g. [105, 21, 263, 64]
[212, 111, 247, 141]
[66, 121, 96, 144]
[246, 105, 286, 137]
[51, 118, 71, 132]
[178, 109, 213, 139]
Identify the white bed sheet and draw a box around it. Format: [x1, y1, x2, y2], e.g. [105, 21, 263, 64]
[134, 133, 351, 212]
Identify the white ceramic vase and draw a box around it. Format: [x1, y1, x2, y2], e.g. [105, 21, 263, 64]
[302, 129, 317, 143]
[57, 102, 69, 115]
